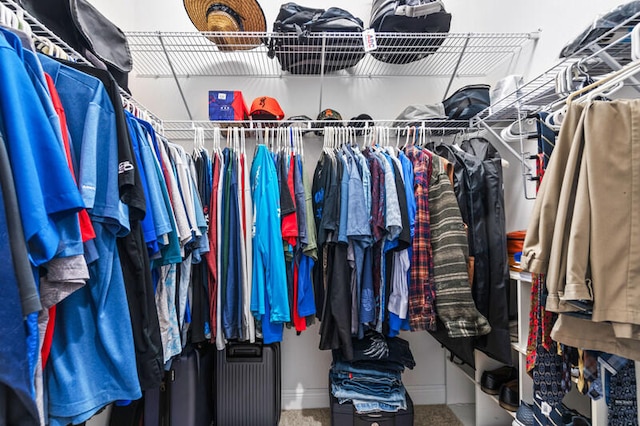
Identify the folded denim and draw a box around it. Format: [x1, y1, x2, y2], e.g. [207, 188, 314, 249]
[331, 385, 407, 406]
[331, 378, 403, 397]
[348, 398, 407, 413]
[330, 370, 401, 384]
[331, 373, 401, 386]
[332, 355, 407, 374]
[332, 361, 403, 379]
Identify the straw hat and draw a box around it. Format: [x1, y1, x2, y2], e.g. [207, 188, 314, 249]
[183, 0, 266, 51]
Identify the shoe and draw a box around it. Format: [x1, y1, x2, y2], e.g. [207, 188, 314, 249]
[481, 365, 517, 395]
[512, 401, 534, 426]
[548, 403, 591, 425]
[570, 415, 591, 426]
[499, 379, 519, 412]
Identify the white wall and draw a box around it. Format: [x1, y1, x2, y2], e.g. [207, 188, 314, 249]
[80, 0, 629, 423]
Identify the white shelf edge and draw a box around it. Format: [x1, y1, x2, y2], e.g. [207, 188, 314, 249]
[511, 342, 527, 355]
[481, 390, 517, 419]
[510, 270, 532, 282]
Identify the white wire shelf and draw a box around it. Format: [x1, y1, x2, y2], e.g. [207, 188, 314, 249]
[162, 119, 474, 142]
[125, 31, 538, 79]
[475, 13, 640, 123]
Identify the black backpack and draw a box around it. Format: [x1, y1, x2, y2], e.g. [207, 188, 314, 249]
[369, 0, 452, 65]
[268, 3, 366, 74]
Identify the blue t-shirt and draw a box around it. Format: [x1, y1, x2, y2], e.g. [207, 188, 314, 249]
[41, 55, 141, 425]
[0, 33, 83, 266]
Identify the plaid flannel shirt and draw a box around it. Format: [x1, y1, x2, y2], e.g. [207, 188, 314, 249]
[405, 146, 436, 331]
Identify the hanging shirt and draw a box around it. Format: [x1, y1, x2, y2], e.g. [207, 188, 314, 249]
[41, 57, 141, 425]
[404, 146, 437, 332]
[158, 141, 191, 247]
[60, 60, 145, 217]
[205, 152, 221, 343]
[2, 36, 86, 410]
[337, 152, 350, 244]
[135, 121, 174, 257]
[221, 148, 243, 340]
[125, 112, 158, 254]
[1, 39, 83, 267]
[251, 145, 290, 343]
[143, 135, 181, 267]
[239, 151, 255, 342]
[0, 131, 40, 426]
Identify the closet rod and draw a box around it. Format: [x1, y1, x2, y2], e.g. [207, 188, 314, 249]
[163, 119, 474, 131]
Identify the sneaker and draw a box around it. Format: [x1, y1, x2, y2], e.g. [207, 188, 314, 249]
[548, 403, 591, 425]
[512, 401, 534, 426]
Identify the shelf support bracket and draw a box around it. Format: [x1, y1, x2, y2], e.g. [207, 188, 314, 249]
[588, 44, 640, 94]
[443, 33, 471, 100]
[158, 32, 193, 120]
[318, 34, 327, 113]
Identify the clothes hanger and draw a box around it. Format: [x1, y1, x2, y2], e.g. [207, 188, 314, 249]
[566, 59, 640, 105]
[193, 127, 203, 158]
[212, 127, 221, 154]
[0, 4, 18, 29]
[633, 23, 640, 61]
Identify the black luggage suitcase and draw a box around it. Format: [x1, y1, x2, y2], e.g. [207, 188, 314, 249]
[330, 391, 414, 426]
[215, 342, 281, 426]
[142, 344, 214, 426]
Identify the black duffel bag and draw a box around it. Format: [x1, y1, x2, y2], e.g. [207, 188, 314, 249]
[370, 0, 451, 65]
[442, 84, 491, 120]
[268, 3, 366, 74]
[560, 1, 640, 58]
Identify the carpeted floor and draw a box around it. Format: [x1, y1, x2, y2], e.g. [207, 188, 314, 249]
[278, 404, 463, 425]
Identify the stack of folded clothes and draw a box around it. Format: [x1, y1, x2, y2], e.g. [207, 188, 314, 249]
[330, 332, 415, 413]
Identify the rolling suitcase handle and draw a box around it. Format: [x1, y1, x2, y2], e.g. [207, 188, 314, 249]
[226, 343, 263, 359]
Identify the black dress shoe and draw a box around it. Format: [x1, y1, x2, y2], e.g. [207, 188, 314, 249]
[499, 379, 520, 412]
[481, 366, 517, 395]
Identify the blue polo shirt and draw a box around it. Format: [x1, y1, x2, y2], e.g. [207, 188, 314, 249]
[39, 54, 129, 231]
[40, 55, 141, 425]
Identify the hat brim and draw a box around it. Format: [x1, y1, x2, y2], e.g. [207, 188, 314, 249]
[183, 0, 266, 50]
